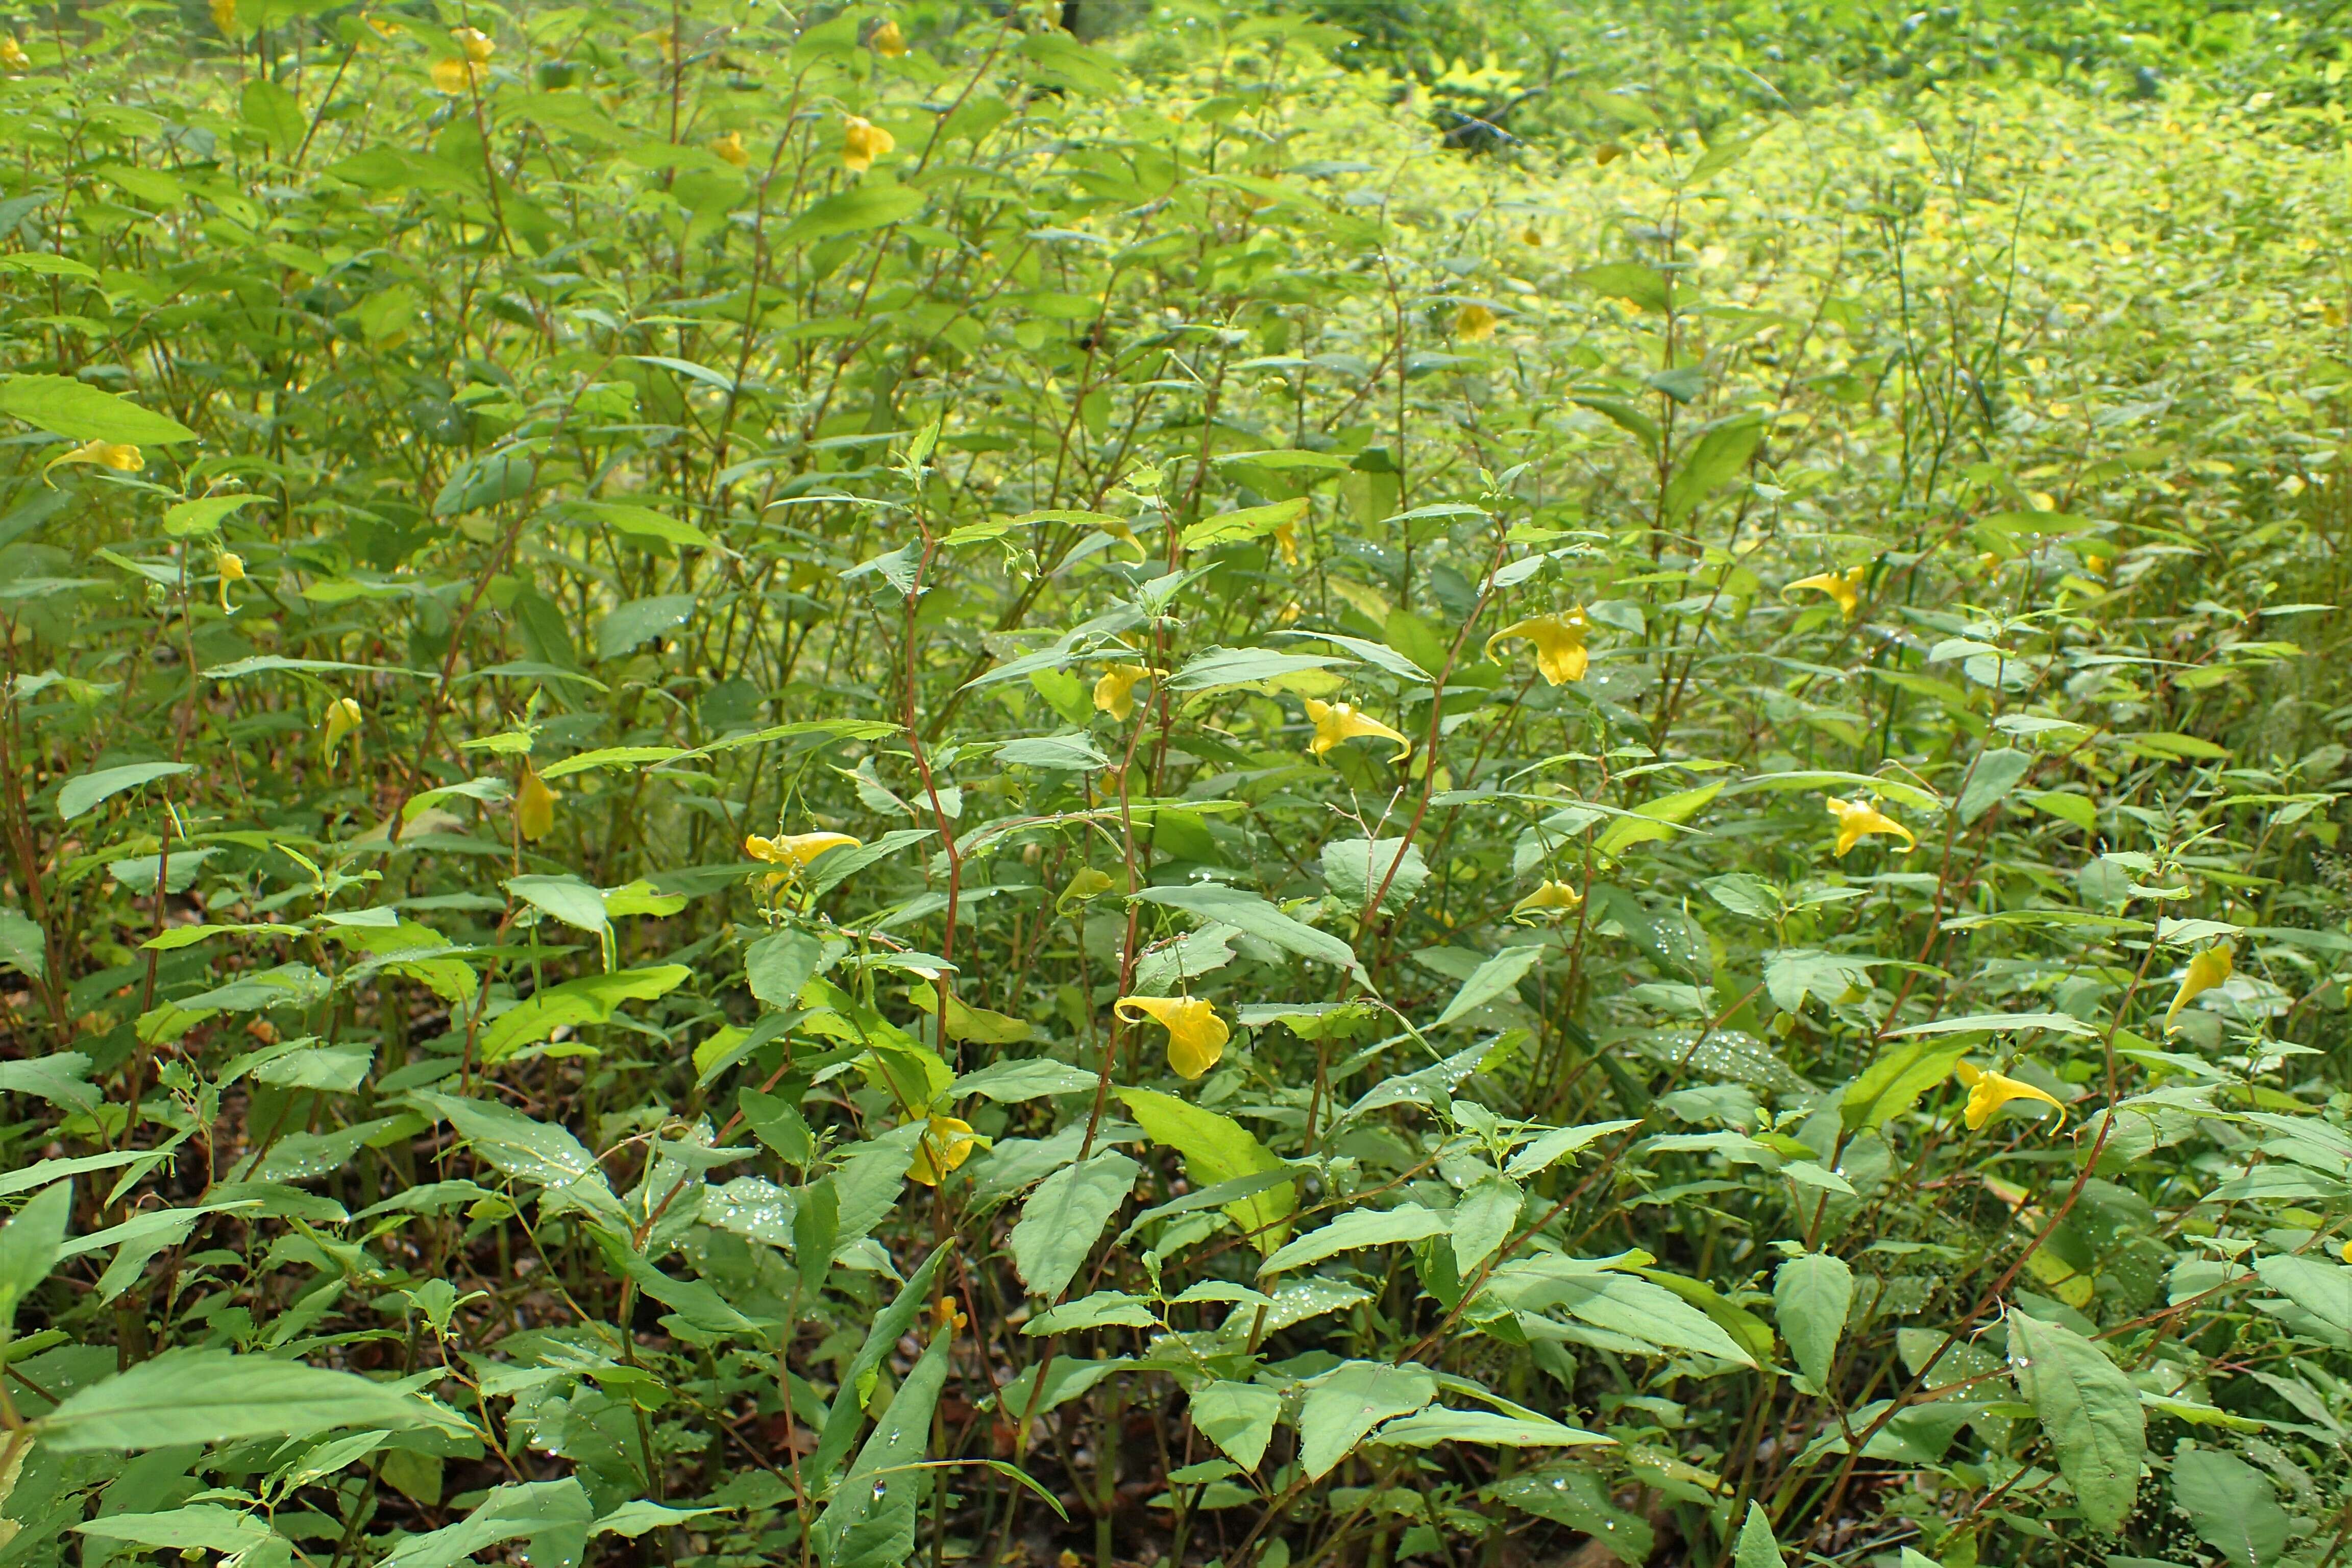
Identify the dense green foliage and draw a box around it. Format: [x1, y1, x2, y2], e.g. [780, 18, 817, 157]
[2, 5, 2352, 1568]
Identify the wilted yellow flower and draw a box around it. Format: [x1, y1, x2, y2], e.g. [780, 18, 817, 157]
[1486, 609, 1591, 685]
[711, 130, 748, 168]
[215, 551, 244, 612]
[1521, 225, 1541, 246]
[842, 114, 894, 173]
[43, 440, 142, 483]
[2164, 944, 2233, 1033]
[745, 830, 861, 872]
[321, 696, 363, 762]
[0, 37, 28, 69]
[907, 1115, 977, 1185]
[1596, 141, 1626, 165]
[1271, 519, 1300, 566]
[1094, 664, 1152, 722]
[1512, 880, 1582, 921]
[1305, 698, 1410, 763]
[1826, 796, 1914, 857]
[451, 25, 493, 62]
[1787, 565, 1868, 617]
[208, 0, 237, 33]
[1455, 303, 1498, 340]
[870, 18, 906, 57]
[1954, 1060, 2068, 1130]
[517, 766, 557, 842]
[1115, 995, 1229, 1080]
[430, 57, 481, 93]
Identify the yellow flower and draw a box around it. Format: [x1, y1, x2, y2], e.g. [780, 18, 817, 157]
[2164, 944, 2233, 1033]
[1304, 698, 1410, 763]
[43, 440, 142, 484]
[1455, 303, 1498, 340]
[1826, 796, 1915, 857]
[1521, 225, 1542, 246]
[712, 130, 749, 168]
[1093, 664, 1152, 721]
[215, 551, 244, 612]
[1596, 141, 1626, 165]
[870, 18, 907, 57]
[430, 56, 481, 93]
[0, 37, 28, 69]
[843, 114, 894, 173]
[1271, 519, 1300, 566]
[321, 696, 363, 762]
[929, 1293, 967, 1339]
[745, 830, 861, 872]
[208, 0, 237, 33]
[1954, 1060, 2068, 1130]
[1486, 610, 1591, 685]
[907, 1115, 977, 1186]
[1512, 880, 1582, 921]
[451, 25, 493, 62]
[1115, 995, 1229, 1080]
[517, 767, 557, 842]
[1787, 565, 1869, 617]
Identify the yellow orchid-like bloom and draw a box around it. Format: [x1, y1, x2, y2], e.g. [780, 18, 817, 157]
[1115, 995, 1229, 1080]
[842, 114, 895, 173]
[1512, 880, 1582, 921]
[907, 1115, 977, 1186]
[1826, 796, 1915, 857]
[1094, 664, 1153, 722]
[517, 766, 557, 842]
[1486, 609, 1591, 685]
[745, 830, 861, 872]
[712, 130, 749, 168]
[1304, 698, 1410, 763]
[1271, 519, 1301, 566]
[208, 0, 237, 33]
[929, 1293, 967, 1340]
[870, 18, 907, 57]
[1787, 565, 1869, 617]
[321, 696, 363, 762]
[0, 37, 28, 69]
[451, 25, 493, 62]
[2164, 943, 2233, 1033]
[1455, 303, 1498, 341]
[430, 56, 482, 93]
[1954, 1060, 2068, 1130]
[215, 550, 245, 611]
[43, 440, 142, 484]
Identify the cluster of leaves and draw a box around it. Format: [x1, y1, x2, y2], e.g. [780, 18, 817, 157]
[0, 5, 2349, 1568]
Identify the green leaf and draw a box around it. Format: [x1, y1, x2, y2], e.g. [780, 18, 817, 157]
[240, 78, 305, 153]
[380, 1479, 594, 1568]
[1181, 497, 1309, 550]
[1735, 1502, 1787, 1568]
[429, 451, 535, 516]
[1774, 1252, 1852, 1391]
[1258, 1204, 1449, 1277]
[1167, 646, 1352, 692]
[1373, 1407, 1610, 1449]
[475, 966, 690, 1063]
[1575, 262, 1673, 312]
[949, 1059, 1097, 1102]
[2172, 1448, 2288, 1568]
[1190, 1380, 1283, 1470]
[1133, 884, 1362, 979]
[745, 928, 824, 1009]
[816, 1331, 949, 1566]
[505, 874, 609, 935]
[1320, 836, 1429, 914]
[407, 1091, 620, 1217]
[0, 376, 198, 445]
[1839, 1039, 1968, 1132]
[596, 593, 699, 659]
[0, 907, 44, 981]
[1450, 1175, 1523, 1275]
[1117, 1088, 1295, 1252]
[1010, 1151, 1138, 1301]
[1593, 782, 1723, 858]
[2252, 1251, 2352, 1336]
[778, 182, 924, 247]
[1662, 415, 1762, 522]
[1506, 1119, 1639, 1179]
[2006, 1310, 2145, 1533]
[162, 495, 264, 537]
[38, 1348, 444, 1451]
[76, 1505, 275, 1554]
[1295, 1361, 1435, 1480]
[0, 1181, 72, 1323]
[58, 761, 193, 820]
[811, 1248, 947, 1480]
[1957, 748, 2035, 825]
[1436, 944, 1545, 1028]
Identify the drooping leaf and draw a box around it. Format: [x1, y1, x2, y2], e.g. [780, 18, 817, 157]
[2006, 1310, 2145, 1533]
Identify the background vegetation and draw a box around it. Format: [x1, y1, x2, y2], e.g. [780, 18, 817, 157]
[1, 3, 2350, 1568]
